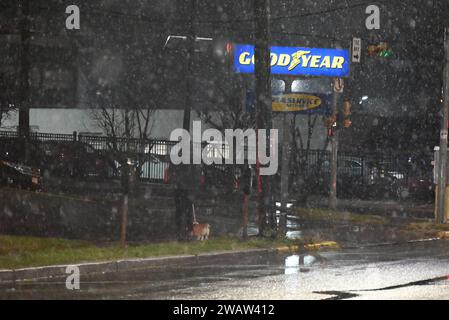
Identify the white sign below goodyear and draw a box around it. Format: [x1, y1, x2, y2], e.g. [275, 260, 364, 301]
[272, 94, 329, 114]
[246, 91, 332, 115]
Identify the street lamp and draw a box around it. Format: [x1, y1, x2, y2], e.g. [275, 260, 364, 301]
[163, 35, 213, 53]
[359, 95, 369, 104]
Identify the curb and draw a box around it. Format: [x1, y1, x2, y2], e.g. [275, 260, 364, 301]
[276, 241, 340, 253]
[437, 231, 449, 239]
[3, 235, 439, 284]
[0, 248, 275, 285]
[340, 237, 443, 249]
[303, 241, 340, 250]
[0, 240, 340, 284]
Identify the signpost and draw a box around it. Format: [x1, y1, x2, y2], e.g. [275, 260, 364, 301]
[329, 78, 342, 210]
[437, 28, 449, 224]
[237, 42, 351, 233]
[352, 37, 362, 63]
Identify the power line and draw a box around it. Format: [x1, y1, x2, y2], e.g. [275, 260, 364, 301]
[1, 1, 442, 49]
[0, 0, 400, 26]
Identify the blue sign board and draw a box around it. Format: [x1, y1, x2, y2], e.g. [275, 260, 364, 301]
[234, 44, 350, 78]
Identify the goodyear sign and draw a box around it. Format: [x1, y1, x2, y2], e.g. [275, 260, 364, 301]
[234, 44, 350, 77]
[246, 91, 332, 115]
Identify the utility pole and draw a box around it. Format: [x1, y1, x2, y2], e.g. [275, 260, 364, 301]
[436, 27, 449, 224]
[329, 79, 341, 210]
[182, 1, 195, 132]
[279, 112, 291, 236]
[254, 0, 274, 236]
[18, 0, 31, 159]
[174, 0, 197, 241]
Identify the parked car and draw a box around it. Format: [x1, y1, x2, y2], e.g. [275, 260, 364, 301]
[40, 141, 117, 178]
[0, 160, 42, 191]
[0, 137, 18, 161]
[0, 137, 46, 168]
[394, 169, 434, 200]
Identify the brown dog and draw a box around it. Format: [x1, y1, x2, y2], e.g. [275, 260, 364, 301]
[190, 223, 210, 241]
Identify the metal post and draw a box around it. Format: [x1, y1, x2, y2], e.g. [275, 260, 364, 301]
[120, 163, 130, 247]
[173, 0, 197, 241]
[18, 0, 31, 161]
[279, 113, 291, 236]
[437, 28, 449, 224]
[120, 193, 129, 247]
[329, 84, 340, 210]
[254, 0, 273, 236]
[242, 193, 249, 239]
[182, 0, 196, 133]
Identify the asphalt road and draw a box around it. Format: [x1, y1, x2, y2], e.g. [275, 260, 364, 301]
[1, 240, 449, 300]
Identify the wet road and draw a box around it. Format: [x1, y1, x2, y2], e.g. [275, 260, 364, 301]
[1, 240, 449, 300]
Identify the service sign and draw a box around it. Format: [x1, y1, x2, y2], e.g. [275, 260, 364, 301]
[246, 91, 332, 115]
[272, 94, 324, 113]
[234, 44, 350, 78]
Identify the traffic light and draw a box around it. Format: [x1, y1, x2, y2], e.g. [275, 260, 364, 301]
[367, 42, 393, 58]
[341, 99, 353, 128]
[212, 40, 234, 63]
[342, 99, 352, 117]
[343, 118, 353, 128]
[323, 113, 337, 129]
[323, 113, 337, 137]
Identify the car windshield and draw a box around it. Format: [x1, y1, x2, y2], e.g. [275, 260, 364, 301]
[1, 0, 449, 306]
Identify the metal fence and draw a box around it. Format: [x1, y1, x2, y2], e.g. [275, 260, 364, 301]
[293, 149, 412, 185]
[0, 131, 176, 182]
[1, 130, 430, 195]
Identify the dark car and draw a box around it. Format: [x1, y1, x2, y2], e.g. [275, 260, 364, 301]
[40, 141, 117, 178]
[0, 137, 46, 167]
[395, 171, 434, 200]
[0, 160, 42, 191]
[0, 137, 28, 163]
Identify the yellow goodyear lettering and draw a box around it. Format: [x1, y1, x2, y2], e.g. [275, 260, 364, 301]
[238, 50, 346, 72]
[238, 52, 252, 65]
[288, 50, 311, 71]
[331, 56, 345, 69]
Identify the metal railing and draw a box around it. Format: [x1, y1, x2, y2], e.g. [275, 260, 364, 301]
[1, 131, 429, 196]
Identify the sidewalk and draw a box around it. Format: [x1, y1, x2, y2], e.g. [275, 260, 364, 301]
[306, 196, 434, 220]
[0, 242, 339, 285]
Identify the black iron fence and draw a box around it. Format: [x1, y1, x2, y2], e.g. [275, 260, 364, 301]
[0, 131, 177, 182]
[0, 130, 433, 199]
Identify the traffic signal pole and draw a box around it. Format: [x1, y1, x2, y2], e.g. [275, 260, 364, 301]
[436, 28, 449, 224]
[254, 0, 274, 236]
[279, 112, 291, 236]
[329, 82, 340, 210]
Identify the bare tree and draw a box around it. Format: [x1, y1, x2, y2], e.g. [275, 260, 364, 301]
[196, 77, 256, 192]
[0, 103, 16, 129]
[88, 49, 161, 246]
[89, 92, 156, 175]
[291, 113, 330, 204]
[0, 73, 17, 129]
